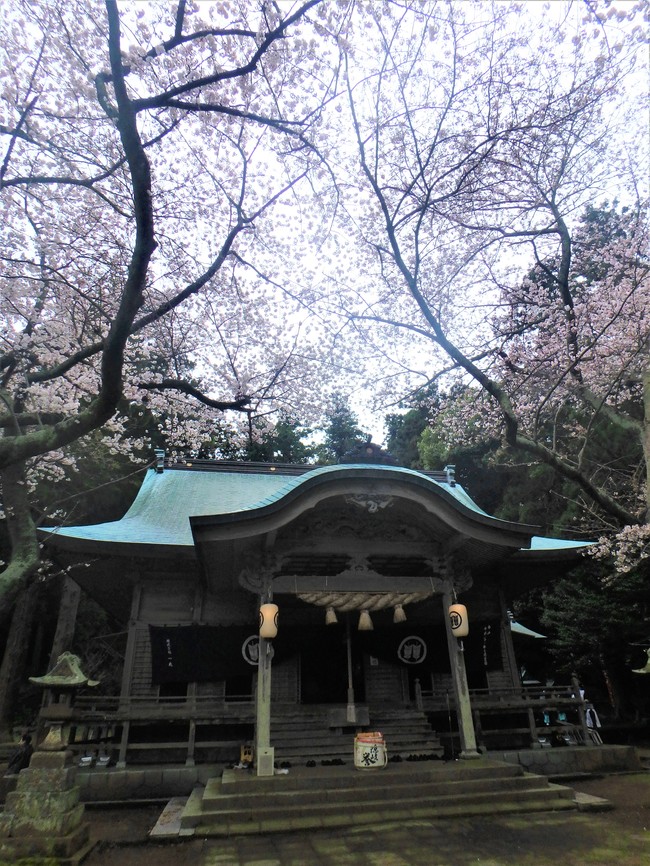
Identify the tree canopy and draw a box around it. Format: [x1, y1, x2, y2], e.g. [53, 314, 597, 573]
[320, 1, 648, 556]
[1, 0, 648, 620]
[0, 0, 348, 613]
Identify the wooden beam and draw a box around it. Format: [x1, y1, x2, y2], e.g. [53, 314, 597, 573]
[272, 575, 443, 593]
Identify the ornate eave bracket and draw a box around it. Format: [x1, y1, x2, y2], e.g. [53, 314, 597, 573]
[441, 552, 473, 596]
[238, 552, 286, 596]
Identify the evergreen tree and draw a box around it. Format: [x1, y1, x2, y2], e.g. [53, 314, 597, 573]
[245, 414, 315, 464]
[385, 403, 433, 467]
[515, 562, 650, 721]
[316, 396, 368, 464]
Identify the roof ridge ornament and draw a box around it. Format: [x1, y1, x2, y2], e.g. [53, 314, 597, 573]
[339, 437, 398, 465]
[154, 448, 165, 473]
[346, 494, 394, 513]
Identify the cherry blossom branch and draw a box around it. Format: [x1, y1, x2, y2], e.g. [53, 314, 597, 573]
[0, 0, 156, 469]
[27, 160, 311, 387]
[140, 7, 256, 60]
[137, 379, 250, 412]
[131, 0, 323, 111]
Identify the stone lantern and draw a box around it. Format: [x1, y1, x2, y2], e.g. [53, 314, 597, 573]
[30, 651, 99, 751]
[0, 652, 99, 863]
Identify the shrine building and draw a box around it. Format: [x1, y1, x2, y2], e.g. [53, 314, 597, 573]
[41, 444, 594, 776]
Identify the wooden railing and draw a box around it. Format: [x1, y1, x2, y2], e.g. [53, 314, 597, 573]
[37, 679, 600, 769]
[414, 676, 600, 749]
[38, 694, 258, 768]
[61, 693, 256, 722]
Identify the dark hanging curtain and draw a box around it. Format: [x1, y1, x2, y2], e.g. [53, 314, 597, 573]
[149, 620, 503, 684]
[357, 627, 449, 672]
[464, 621, 502, 673]
[358, 620, 501, 673]
[149, 625, 299, 684]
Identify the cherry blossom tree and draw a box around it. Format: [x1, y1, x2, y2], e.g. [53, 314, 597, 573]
[0, 0, 348, 616]
[324, 1, 648, 548]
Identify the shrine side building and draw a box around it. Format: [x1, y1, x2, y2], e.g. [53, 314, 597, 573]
[42, 448, 594, 771]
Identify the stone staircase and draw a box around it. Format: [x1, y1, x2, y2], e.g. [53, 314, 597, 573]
[179, 758, 577, 837]
[270, 705, 443, 765]
[368, 707, 445, 761]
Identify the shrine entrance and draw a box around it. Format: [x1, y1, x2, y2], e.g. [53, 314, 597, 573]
[299, 623, 365, 704]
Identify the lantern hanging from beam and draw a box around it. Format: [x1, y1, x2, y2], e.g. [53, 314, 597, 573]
[448, 603, 469, 637]
[259, 603, 279, 639]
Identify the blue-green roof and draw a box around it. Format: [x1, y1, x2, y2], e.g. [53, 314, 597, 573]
[528, 536, 593, 552]
[43, 466, 285, 548]
[41, 463, 591, 555]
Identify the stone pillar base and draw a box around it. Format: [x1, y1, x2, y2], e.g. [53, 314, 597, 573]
[0, 822, 91, 864]
[0, 749, 92, 865]
[459, 749, 481, 760]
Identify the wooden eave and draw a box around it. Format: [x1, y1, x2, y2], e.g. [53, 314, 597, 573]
[190, 467, 539, 552]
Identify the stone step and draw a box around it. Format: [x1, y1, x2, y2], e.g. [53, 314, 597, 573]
[271, 721, 435, 733]
[273, 740, 443, 754]
[186, 787, 573, 829]
[271, 731, 441, 746]
[179, 761, 577, 836]
[198, 773, 555, 814]
[271, 708, 432, 724]
[190, 794, 577, 836]
[369, 710, 432, 720]
[213, 759, 522, 794]
[270, 732, 439, 748]
[269, 707, 443, 764]
[274, 737, 442, 750]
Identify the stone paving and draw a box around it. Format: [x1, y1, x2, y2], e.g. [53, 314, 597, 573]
[83, 811, 650, 866]
[77, 773, 650, 866]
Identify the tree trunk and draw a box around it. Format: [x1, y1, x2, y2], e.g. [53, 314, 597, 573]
[642, 368, 650, 521]
[0, 460, 41, 623]
[0, 581, 39, 739]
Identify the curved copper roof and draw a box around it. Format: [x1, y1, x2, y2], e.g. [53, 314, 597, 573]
[41, 462, 592, 561]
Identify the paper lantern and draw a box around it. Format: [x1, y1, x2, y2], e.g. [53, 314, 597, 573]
[259, 603, 279, 639]
[448, 603, 469, 637]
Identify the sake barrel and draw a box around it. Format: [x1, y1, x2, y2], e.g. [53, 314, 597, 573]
[354, 731, 388, 770]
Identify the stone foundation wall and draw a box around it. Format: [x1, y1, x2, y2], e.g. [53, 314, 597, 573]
[489, 744, 641, 777]
[13, 745, 636, 804]
[77, 764, 216, 802]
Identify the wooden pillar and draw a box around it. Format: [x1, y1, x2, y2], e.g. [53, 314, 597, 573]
[527, 707, 540, 746]
[571, 673, 592, 744]
[255, 635, 274, 776]
[117, 582, 141, 768]
[442, 588, 479, 759]
[499, 590, 520, 688]
[49, 577, 82, 667]
[254, 555, 277, 777]
[185, 581, 203, 766]
[186, 719, 197, 766]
